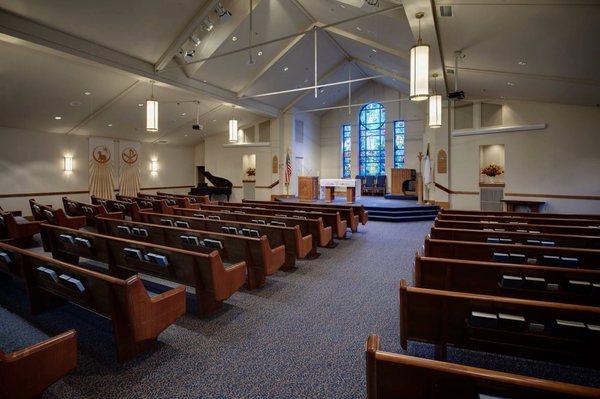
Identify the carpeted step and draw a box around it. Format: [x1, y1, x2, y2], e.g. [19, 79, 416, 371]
[363, 205, 439, 212]
[369, 215, 437, 222]
[367, 209, 439, 218]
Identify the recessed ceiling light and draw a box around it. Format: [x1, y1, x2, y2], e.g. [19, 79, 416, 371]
[202, 79, 208, 83]
[138, 103, 144, 107]
[339, 4, 346, 8]
[500, 96, 506, 99]
[257, 50, 263, 56]
[84, 91, 91, 96]
[356, 27, 362, 31]
[232, 36, 237, 41]
[371, 49, 377, 53]
[181, 112, 187, 116]
[319, 88, 325, 93]
[518, 60, 527, 66]
[212, 119, 217, 122]
[507, 82, 515, 86]
[69, 101, 82, 107]
[283, 66, 289, 71]
[54, 116, 62, 120]
[107, 123, 113, 127]
[185, 134, 188, 137]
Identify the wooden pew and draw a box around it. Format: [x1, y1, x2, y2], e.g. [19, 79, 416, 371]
[138, 193, 199, 209]
[96, 216, 285, 289]
[0, 242, 185, 362]
[0, 211, 41, 244]
[434, 218, 600, 237]
[198, 203, 348, 239]
[441, 209, 600, 220]
[139, 211, 314, 267]
[437, 212, 600, 227]
[156, 192, 213, 204]
[173, 207, 334, 249]
[115, 194, 169, 215]
[423, 237, 600, 269]
[91, 196, 152, 220]
[399, 279, 600, 366]
[267, 198, 368, 225]
[1, 330, 77, 399]
[40, 223, 245, 318]
[241, 200, 360, 233]
[62, 197, 123, 226]
[365, 334, 600, 399]
[415, 255, 600, 306]
[29, 199, 86, 230]
[430, 226, 600, 249]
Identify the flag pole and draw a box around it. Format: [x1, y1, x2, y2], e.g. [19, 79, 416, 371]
[417, 152, 424, 205]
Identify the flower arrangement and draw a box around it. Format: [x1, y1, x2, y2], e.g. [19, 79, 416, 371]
[246, 167, 256, 177]
[481, 164, 504, 177]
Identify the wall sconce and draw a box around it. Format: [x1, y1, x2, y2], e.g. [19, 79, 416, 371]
[151, 160, 159, 175]
[64, 155, 73, 172]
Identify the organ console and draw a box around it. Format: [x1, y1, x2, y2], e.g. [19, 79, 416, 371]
[190, 170, 233, 201]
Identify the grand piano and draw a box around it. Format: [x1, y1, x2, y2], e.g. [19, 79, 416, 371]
[190, 170, 233, 201]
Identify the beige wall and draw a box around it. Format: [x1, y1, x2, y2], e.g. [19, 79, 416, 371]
[319, 82, 424, 192]
[0, 127, 195, 215]
[449, 100, 600, 213]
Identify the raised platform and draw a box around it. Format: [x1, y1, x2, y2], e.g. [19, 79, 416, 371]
[279, 195, 439, 223]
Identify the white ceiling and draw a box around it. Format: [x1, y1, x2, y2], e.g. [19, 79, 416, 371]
[0, 0, 596, 146]
[435, 0, 600, 106]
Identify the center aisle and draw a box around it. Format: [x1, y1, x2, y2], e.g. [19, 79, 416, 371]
[0, 221, 430, 398]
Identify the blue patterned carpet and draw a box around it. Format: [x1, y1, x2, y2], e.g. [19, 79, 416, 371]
[1, 221, 599, 398]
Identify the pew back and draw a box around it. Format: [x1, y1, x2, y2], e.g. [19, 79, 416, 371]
[438, 213, 600, 227]
[366, 335, 600, 399]
[399, 280, 600, 366]
[96, 216, 284, 289]
[434, 218, 600, 237]
[424, 238, 600, 269]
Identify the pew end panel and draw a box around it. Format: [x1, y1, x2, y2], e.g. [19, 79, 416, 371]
[0, 329, 77, 399]
[366, 334, 600, 399]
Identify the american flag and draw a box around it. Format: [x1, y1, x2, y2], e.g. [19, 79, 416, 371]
[284, 151, 292, 185]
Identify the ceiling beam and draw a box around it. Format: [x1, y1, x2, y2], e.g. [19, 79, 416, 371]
[66, 80, 141, 135]
[154, 0, 220, 72]
[0, 8, 279, 117]
[353, 57, 410, 84]
[182, 0, 263, 77]
[282, 58, 349, 113]
[316, 22, 409, 61]
[237, 23, 316, 98]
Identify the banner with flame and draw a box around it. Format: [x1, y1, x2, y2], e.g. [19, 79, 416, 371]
[89, 137, 115, 199]
[118, 141, 141, 197]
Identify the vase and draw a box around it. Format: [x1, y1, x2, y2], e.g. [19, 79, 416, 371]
[488, 175, 496, 184]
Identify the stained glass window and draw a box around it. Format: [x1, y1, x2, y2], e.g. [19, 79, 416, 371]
[393, 120, 406, 168]
[341, 124, 351, 178]
[359, 102, 386, 176]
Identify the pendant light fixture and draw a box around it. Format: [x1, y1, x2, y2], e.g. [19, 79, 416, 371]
[428, 73, 442, 128]
[228, 106, 238, 143]
[410, 12, 429, 101]
[146, 81, 158, 132]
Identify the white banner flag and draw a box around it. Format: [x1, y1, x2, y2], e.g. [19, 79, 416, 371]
[118, 140, 141, 197]
[89, 137, 116, 199]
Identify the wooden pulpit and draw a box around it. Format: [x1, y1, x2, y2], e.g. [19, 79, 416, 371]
[298, 176, 319, 201]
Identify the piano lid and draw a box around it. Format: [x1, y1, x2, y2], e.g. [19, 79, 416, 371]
[199, 170, 233, 188]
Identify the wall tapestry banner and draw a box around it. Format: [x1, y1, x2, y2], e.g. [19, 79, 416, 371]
[88, 137, 115, 199]
[118, 140, 141, 197]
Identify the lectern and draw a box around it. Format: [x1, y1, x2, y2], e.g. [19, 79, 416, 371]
[298, 176, 319, 201]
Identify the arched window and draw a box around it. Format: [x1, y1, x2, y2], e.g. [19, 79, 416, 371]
[359, 102, 386, 176]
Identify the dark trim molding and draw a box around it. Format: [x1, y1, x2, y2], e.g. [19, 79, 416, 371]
[505, 192, 600, 201]
[0, 185, 194, 199]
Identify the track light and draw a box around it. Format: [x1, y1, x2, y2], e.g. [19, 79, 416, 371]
[190, 35, 201, 47]
[201, 17, 214, 32]
[410, 12, 429, 101]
